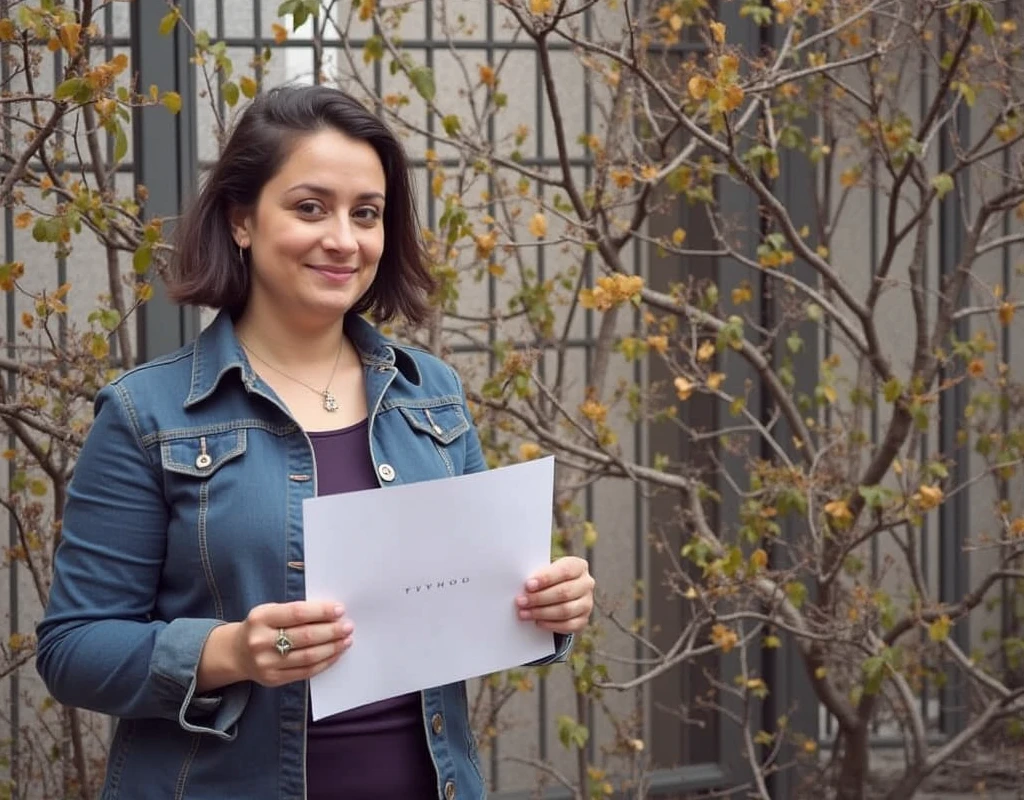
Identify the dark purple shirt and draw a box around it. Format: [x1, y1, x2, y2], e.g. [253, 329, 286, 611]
[305, 420, 437, 799]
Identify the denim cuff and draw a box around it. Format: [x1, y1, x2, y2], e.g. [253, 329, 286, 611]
[152, 618, 250, 739]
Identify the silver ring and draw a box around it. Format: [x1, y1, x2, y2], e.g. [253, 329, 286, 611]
[274, 628, 293, 657]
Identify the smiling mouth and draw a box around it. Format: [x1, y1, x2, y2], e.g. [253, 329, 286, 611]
[308, 265, 359, 277]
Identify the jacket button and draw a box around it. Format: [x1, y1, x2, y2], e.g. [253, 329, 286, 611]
[378, 463, 396, 482]
[195, 454, 212, 469]
[431, 713, 444, 735]
[444, 781, 456, 800]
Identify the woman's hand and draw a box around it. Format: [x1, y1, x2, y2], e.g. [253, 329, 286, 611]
[516, 556, 595, 635]
[198, 601, 353, 692]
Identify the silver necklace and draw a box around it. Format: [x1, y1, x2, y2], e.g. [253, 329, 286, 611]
[238, 337, 343, 412]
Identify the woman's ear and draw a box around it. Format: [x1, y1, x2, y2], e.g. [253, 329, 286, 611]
[229, 207, 252, 249]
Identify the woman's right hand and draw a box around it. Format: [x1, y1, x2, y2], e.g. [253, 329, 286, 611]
[198, 601, 353, 692]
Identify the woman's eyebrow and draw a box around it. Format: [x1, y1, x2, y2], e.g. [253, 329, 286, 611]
[285, 182, 385, 203]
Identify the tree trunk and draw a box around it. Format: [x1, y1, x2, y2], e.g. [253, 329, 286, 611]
[834, 724, 869, 800]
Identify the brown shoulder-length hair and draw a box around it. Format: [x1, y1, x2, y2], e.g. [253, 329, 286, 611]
[167, 84, 435, 324]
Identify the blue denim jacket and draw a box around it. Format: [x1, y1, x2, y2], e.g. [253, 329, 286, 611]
[36, 311, 570, 800]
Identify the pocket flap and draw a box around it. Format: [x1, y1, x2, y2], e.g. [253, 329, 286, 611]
[397, 403, 469, 445]
[160, 429, 247, 478]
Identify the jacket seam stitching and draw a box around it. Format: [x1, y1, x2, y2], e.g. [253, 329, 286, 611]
[173, 733, 202, 800]
[197, 481, 224, 620]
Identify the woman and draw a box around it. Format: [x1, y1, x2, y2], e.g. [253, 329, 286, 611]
[36, 85, 595, 800]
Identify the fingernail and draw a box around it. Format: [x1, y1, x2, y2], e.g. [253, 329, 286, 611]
[526, 579, 539, 591]
[340, 622, 354, 636]
[518, 609, 531, 620]
[515, 595, 528, 607]
[334, 604, 345, 617]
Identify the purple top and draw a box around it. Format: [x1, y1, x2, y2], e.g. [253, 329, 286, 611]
[305, 420, 437, 799]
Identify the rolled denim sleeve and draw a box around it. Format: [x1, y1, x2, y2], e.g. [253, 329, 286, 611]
[36, 383, 248, 739]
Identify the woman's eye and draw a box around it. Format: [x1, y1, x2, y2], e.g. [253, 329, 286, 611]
[297, 201, 325, 215]
[354, 206, 382, 223]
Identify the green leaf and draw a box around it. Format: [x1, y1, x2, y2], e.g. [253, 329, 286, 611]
[55, 77, 83, 100]
[882, 377, 902, 403]
[362, 35, 384, 63]
[132, 245, 152, 275]
[408, 66, 436, 102]
[222, 81, 240, 107]
[785, 581, 807, 609]
[114, 125, 128, 163]
[932, 172, 954, 199]
[442, 114, 461, 137]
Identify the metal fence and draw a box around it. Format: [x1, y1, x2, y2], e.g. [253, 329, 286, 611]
[4, 1, 1016, 798]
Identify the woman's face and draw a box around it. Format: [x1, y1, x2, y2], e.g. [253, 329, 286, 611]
[233, 128, 386, 329]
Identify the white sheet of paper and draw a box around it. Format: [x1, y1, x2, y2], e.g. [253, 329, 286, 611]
[303, 456, 556, 720]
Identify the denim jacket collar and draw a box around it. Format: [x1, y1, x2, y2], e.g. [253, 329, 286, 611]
[184, 310, 423, 409]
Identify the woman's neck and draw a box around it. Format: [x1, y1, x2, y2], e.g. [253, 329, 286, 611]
[233, 302, 347, 368]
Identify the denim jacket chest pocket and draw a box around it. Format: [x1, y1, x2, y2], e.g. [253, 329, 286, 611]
[158, 428, 251, 621]
[389, 400, 470, 479]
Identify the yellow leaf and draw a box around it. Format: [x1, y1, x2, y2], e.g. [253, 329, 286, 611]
[528, 212, 547, 238]
[706, 372, 725, 391]
[732, 283, 753, 305]
[824, 499, 853, 521]
[1009, 517, 1024, 538]
[764, 634, 781, 649]
[840, 168, 860, 188]
[803, 740, 818, 754]
[162, 92, 182, 114]
[611, 169, 633, 188]
[999, 302, 1015, 326]
[646, 335, 668, 354]
[669, 13, 683, 31]
[478, 64, 496, 88]
[687, 76, 710, 101]
[683, 586, 698, 599]
[750, 548, 768, 570]
[582, 521, 598, 548]
[359, 0, 378, 21]
[697, 340, 716, 362]
[530, 0, 554, 13]
[814, 666, 827, 679]
[674, 376, 694, 400]
[710, 623, 739, 653]
[431, 172, 444, 197]
[967, 358, 984, 377]
[518, 442, 542, 461]
[0, 19, 16, 42]
[671, 227, 687, 246]
[272, 23, 288, 44]
[928, 614, 951, 642]
[821, 385, 837, 404]
[709, 21, 726, 43]
[239, 76, 258, 99]
[914, 484, 943, 511]
[14, 212, 32, 229]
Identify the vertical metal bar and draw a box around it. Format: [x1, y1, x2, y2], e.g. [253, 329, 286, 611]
[936, 43, 970, 733]
[918, 29, 932, 728]
[131, 0, 199, 360]
[1, 0, 18, 789]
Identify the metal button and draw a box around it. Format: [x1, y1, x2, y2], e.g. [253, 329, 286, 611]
[195, 454, 212, 469]
[378, 463, 396, 482]
[444, 781, 456, 800]
[431, 713, 444, 735]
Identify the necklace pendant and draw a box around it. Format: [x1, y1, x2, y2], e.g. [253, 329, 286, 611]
[322, 390, 339, 412]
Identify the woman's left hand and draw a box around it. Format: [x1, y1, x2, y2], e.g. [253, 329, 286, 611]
[516, 556, 595, 634]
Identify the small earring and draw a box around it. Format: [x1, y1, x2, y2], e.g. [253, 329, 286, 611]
[238, 244, 247, 264]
